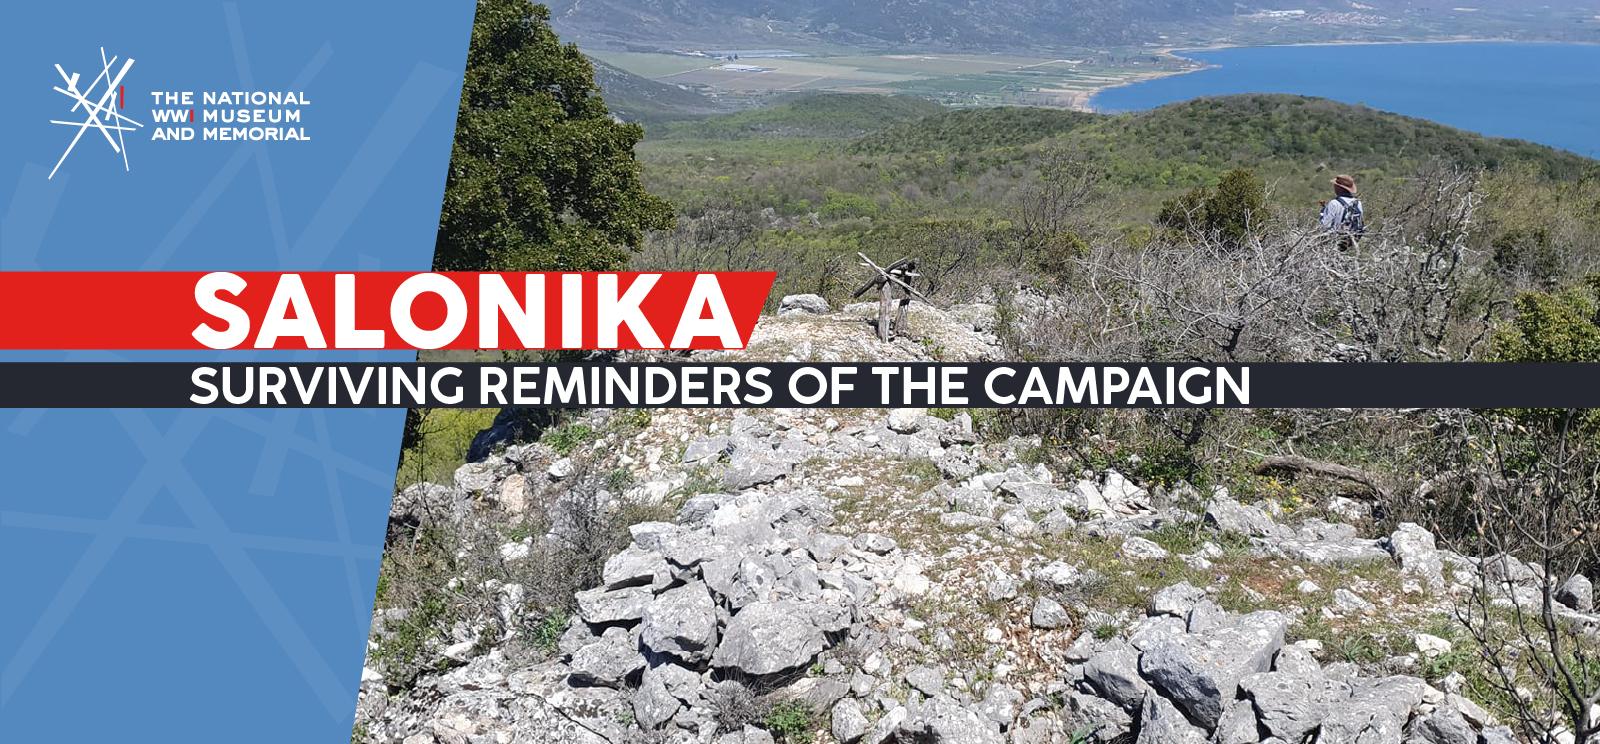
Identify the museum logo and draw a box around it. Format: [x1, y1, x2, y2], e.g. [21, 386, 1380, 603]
[49, 47, 141, 180]
[48, 46, 312, 180]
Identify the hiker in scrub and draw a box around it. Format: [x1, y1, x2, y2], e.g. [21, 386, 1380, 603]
[1319, 174, 1365, 246]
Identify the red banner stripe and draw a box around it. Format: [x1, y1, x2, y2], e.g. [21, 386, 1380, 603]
[0, 272, 775, 350]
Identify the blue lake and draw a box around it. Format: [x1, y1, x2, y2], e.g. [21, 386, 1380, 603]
[1091, 43, 1600, 157]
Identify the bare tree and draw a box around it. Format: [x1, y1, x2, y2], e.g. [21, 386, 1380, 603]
[1012, 164, 1496, 366]
[371, 450, 667, 689]
[642, 199, 765, 272]
[1011, 216, 1331, 363]
[1310, 164, 1493, 361]
[1013, 148, 1102, 269]
[1449, 411, 1600, 743]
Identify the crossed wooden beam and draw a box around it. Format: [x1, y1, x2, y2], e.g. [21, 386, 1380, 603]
[852, 252, 931, 342]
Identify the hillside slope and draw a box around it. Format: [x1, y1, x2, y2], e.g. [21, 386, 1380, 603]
[645, 93, 1591, 201]
[633, 92, 1595, 303]
[547, 0, 1600, 51]
[1069, 94, 1592, 185]
[655, 92, 1590, 170]
[589, 56, 731, 122]
[653, 93, 944, 140]
[852, 107, 1100, 154]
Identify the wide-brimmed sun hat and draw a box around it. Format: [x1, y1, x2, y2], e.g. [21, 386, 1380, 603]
[1332, 174, 1358, 195]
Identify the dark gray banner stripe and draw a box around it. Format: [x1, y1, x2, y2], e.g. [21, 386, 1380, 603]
[0, 362, 1596, 409]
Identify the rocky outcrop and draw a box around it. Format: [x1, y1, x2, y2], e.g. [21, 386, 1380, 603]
[1138, 610, 1288, 728]
[1065, 595, 1518, 744]
[356, 306, 1573, 744]
[1388, 522, 1446, 591]
[778, 294, 830, 316]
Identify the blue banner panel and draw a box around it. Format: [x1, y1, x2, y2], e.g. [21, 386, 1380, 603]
[0, 2, 473, 741]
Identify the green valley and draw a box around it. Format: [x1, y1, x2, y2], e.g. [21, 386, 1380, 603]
[628, 92, 1598, 303]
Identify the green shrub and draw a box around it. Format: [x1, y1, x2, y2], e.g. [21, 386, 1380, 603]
[611, 409, 653, 434]
[820, 189, 879, 220]
[1031, 231, 1091, 278]
[373, 456, 671, 692]
[605, 467, 636, 493]
[1157, 168, 1268, 248]
[1490, 276, 1600, 436]
[369, 549, 457, 686]
[763, 701, 816, 742]
[1492, 277, 1600, 364]
[1156, 186, 1208, 235]
[1207, 169, 1269, 245]
[532, 613, 568, 656]
[1130, 439, 1207, 489]
[395, 408, 500, 487]
[543, 422, 598, 455]
[902, 458, 945, 490]
[1490, 227, 1562, 287]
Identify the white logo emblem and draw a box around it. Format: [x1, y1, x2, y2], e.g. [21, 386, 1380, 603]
[50, 47, 143, 180]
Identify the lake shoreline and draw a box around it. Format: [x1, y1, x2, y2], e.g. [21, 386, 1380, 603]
[1079, 40, 1598, 156]
[1081, 37, 1596, 113]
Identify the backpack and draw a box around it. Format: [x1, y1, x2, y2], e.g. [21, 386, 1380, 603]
[1336, 196, 1365, 236]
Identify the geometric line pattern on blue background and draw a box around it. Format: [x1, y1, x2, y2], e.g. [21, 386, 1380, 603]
[0, 3, 472, 740]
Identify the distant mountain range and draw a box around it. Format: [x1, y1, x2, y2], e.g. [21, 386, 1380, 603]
[547, 0, 1600, 51]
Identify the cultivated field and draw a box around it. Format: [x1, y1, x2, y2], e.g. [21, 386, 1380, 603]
[590, 49, 1194, 109]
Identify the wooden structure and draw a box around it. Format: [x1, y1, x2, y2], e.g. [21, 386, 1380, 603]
[851, 252, 931, 342]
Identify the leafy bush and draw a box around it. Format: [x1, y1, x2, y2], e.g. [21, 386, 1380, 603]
[368, 529, 465, 686]
[1492, 277, 1600, 364]
[820, 189, 880, 220]
[395, 408, 500, 488]
[1490, 277, 1600, 435]
[531, 613, 568, 655]
[763, 701, 816, 742]
[1490, 227, 1562, 288]
[542, 422, 598, 455]
[1157, 168, 1268, 248]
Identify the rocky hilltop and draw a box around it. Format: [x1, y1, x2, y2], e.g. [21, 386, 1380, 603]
[356, 297, 1594, 744]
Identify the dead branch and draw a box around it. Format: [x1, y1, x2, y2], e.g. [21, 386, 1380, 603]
[1254, 454, 1391, 500]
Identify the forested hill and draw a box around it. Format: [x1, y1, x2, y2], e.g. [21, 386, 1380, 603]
[653, 93, 1591, 183]
[634, 92, 1596, 302]
[1071, 95, 1593, 184]
[852, 107, 1101, 154]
